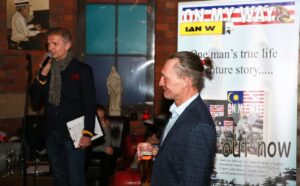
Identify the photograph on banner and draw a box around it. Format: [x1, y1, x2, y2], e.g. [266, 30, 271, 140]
[178, 0, 299, 185]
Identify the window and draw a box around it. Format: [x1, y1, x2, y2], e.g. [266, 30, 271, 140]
[82, 1, 155, 114]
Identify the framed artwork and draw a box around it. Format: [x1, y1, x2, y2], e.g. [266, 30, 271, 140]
[6, 0, 50, 50]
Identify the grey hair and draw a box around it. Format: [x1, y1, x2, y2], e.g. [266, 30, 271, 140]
[47, 27, 73, 44]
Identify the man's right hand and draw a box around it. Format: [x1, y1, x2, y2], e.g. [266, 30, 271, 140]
[40, 56, 52, 76]
[34, 24, 42, 30]
[40, 29, 48, 33]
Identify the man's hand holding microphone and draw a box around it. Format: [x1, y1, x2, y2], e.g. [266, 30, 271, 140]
[40, 53, 52, 76]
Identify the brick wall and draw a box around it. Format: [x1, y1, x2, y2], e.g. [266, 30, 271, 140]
[154, 1, 178, 113]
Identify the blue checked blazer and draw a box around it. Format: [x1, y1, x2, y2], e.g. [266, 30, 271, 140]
[151, 96, 216, 186]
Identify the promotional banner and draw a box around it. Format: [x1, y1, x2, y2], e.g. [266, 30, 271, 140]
[178, 0, 299, 185]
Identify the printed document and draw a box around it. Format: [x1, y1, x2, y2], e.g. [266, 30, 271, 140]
[67, 116, 103, 148]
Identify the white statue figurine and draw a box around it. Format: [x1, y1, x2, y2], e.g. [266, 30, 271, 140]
[106, 66, 122, 116]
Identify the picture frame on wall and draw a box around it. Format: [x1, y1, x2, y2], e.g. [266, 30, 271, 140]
[6, 0, 50, 50]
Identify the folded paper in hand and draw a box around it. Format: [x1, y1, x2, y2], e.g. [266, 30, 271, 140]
[67, 116, 103, 148]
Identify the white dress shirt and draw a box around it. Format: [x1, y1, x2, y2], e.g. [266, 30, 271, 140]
[161, 93, 200, 143]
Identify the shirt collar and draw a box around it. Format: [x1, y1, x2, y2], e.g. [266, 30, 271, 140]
[169, 93, 199, 118]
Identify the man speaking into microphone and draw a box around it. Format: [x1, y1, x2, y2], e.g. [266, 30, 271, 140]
[30, 27, 96, 186]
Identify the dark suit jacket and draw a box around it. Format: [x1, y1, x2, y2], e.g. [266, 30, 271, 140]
[30, 58, 96, 140]
[151, 96, 216, 186]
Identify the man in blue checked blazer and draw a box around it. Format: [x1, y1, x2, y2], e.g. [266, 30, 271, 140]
[138, 51, 216, 186]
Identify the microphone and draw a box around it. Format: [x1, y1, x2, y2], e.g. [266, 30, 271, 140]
[41, 53, 53, 69]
